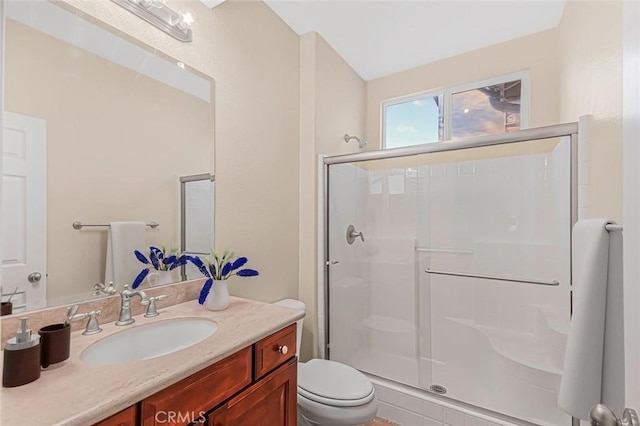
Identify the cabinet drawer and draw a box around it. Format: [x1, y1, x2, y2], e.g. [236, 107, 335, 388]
[93, 405, 137, 426]
[253, 323, 296, 380]
[141, 347, 252, 426]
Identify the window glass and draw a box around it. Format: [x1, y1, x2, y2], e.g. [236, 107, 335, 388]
[451, 80, 521, 138]
[383, 76, 525, 149]
[384, 95, 443, 149]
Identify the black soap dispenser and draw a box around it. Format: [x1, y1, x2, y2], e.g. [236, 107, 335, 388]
[3, 318, 41, 387]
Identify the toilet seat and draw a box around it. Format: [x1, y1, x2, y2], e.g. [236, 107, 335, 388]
[298, 359, 375, 407]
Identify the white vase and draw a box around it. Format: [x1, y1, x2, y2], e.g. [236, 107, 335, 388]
[205, 280, 230, 311]
[148, 270, 174, 287]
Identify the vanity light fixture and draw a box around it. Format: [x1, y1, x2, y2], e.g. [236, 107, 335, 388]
[112, 0, 194, 42]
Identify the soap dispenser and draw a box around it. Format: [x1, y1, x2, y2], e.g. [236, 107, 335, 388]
[3, 318, 41, 387]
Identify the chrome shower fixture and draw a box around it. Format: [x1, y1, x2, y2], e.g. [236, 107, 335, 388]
[344, 134, 367, 149]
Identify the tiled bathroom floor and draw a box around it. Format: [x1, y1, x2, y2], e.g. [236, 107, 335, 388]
[366, 418, 400, 426]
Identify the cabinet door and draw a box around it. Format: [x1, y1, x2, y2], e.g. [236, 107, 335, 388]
[141, 347, 252, 426]
[209, 357, 297, 426]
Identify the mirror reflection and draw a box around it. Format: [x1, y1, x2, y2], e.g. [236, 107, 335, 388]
[180, 173, 215, 281]
[1, 1, 215, 313]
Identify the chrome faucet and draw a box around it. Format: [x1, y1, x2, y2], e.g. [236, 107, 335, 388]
[115, 285, 149, 326]
[92, 281, 117, 296]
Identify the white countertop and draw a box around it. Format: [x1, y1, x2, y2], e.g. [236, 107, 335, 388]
[0, 297, 303, 426]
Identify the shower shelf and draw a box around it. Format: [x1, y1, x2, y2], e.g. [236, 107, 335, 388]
[360, 315, 416, 334]
[446, 316, 563, 377]
[530, 304, 571, 336]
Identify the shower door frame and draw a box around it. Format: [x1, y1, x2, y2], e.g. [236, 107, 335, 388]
[321, 121, 580, 423]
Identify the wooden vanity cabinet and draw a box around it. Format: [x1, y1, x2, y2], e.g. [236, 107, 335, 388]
[94, 324, 297, 426]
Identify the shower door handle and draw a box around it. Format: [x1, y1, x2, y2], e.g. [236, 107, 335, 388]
[326, 260, 340, 266]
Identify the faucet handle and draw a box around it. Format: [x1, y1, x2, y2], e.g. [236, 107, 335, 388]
[104, 282, 117, 295]
[144, 295, 168, 317]
[71, 309, 102, 335]
[92, 282, 117, 296]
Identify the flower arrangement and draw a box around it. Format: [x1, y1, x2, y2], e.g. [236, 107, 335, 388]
[190, 250, 259, 305]
[132, 246, 189, 289]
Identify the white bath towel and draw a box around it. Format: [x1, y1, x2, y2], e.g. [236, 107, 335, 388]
[558, 219, 624, 419]
[104, 222, 147, 290]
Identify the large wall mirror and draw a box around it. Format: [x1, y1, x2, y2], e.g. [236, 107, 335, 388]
[1, 1, 215, 313]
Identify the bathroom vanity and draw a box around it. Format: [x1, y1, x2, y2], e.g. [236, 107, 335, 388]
[96, 324, 297, 426]
[0, 298, 303, 426]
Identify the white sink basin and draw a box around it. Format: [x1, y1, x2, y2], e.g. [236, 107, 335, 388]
[80, 318, 218, 365]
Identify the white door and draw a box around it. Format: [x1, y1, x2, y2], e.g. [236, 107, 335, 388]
[2, 112, 47, 312]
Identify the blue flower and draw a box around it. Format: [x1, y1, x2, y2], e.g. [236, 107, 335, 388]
[132, 268, 150, 289]
[188, 251, 259, 305]
[237, 269, 259, 277]
[198, 278, 214, 305]
[132, 246, 186, 288]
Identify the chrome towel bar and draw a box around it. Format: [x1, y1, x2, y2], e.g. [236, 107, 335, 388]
[72, 221, 159, 230]
[416, 247, 473, 254]
[425, 268, 560, 286]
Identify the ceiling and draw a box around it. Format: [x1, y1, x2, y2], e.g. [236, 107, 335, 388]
[262, 0, 567, 81]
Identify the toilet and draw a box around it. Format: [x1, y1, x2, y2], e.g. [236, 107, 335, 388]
[274, 299, 378, 426]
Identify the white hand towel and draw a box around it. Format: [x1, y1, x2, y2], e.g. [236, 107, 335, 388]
[104, 222, 147, 289]
[559, 219, 624, 419]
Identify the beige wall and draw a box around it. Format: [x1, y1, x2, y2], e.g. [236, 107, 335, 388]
[208, 1, 300, 303]
[5, 19, 213, 306]
[366, 28, 562, 150]
[559, 0, 623, 222]
[299, 32, 365, 360]
[59, 0, 302, 304]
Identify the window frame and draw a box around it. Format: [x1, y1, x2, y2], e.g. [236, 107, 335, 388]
[381, 71, 531, 149]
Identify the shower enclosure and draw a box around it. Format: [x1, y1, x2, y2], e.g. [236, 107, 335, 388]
[323, 124, 578, 426]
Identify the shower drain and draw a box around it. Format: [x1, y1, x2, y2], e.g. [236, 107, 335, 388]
[430, 384, 447, 394]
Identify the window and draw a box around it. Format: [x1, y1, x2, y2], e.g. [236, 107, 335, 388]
[383, 73, 528, 149]
[385, 94, 444, 148]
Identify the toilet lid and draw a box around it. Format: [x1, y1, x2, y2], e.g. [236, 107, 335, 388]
[298, 359, 374, 407]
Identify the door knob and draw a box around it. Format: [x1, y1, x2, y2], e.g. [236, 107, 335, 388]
[590, 404, 639, 426]
[28, 272, 42, 283]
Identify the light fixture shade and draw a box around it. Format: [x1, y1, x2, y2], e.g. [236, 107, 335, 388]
[112, 0, 193, 42]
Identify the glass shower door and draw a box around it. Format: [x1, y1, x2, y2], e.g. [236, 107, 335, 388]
[326, 135, 573, 426]
[326, 162, 366, 368]
[417, 137, 572, 425]
[327, 157, 422, 387]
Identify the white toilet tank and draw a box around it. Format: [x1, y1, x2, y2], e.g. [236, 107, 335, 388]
[274, 299, 306, 356]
